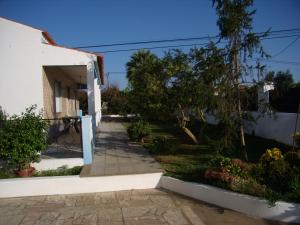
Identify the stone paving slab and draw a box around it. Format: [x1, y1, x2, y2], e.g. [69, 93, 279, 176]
[0, 189, 294, 225]
[81, 120, 162, 177]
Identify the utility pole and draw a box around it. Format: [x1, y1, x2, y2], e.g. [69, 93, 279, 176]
[105, 72, 110, 89]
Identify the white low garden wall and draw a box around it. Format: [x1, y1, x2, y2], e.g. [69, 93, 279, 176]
[159, 176, 300, 224]
[102, 114, 136, 118]
[206, 111, 300, 146]
[32, 158, 83, 171]
[0, 172, 162, 198]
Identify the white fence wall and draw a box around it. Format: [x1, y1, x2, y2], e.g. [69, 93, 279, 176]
[206, 112, 300, 146]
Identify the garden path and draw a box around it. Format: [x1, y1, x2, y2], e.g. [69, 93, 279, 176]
[80, 119, 162, 177]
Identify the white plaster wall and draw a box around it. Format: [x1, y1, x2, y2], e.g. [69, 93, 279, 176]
[206, 112, 300, 146]
[41, 44, 95, 66]
[0, 17, 102, 118]
[245, 112, 300, 146]
[41, 48, 102, 120]
[0, 18, 44, 115]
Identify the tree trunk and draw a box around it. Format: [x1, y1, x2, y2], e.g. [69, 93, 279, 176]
[182, 127, 199, 145]
[234, 37, 248, 161]
[237, 89, 248, 161]
[177, 104, 199, 145]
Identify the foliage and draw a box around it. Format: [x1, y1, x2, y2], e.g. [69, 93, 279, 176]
[229, 176, 266, 198]
[141, 121, 300, 203]
[204, 156, 269, 198]
[0, 105, 48, 170]
[266, 70, 299, 113]
[260, 147, 283, 163]
[0, 166, 82, 179]
[212, 0, 269, 160]
[126, 50, 170, 121]
[163, 44, 227, 144]
[254, 148, 300, 194]
[33, 166, 82, 177]
[0, 106, 7, 129]
[208, 155, 248, 178]
[101, 85, 132, 115]
[150, 136, 176, 154]
[273, 70, 294, 96]
[127, 120, 151, 142]
[285, 150, 300, 169]
[294, 132, 300, 142]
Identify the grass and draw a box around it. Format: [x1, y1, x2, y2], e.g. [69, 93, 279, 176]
[0, 166, 82, 179]
[133, 121, 292, 184]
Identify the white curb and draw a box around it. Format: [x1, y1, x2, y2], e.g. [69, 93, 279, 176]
[0, 172, 162, 198]
[159, 176, 300, 223]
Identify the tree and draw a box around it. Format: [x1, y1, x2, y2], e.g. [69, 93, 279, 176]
[101, 85, 131, 115]
[273, 70, 294, 96]
[163, 44, 227, 144]
[126, 50, 169, 121]
[212, 0, 268, 160]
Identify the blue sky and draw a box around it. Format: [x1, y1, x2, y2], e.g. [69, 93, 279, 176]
[1, 0, 300, 89]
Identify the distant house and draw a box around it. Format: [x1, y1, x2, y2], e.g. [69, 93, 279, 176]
[0, 17, 104, 127]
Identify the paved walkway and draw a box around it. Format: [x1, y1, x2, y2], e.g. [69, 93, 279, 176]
[0, 189, 292, 225]
[81, 121, 162, 177]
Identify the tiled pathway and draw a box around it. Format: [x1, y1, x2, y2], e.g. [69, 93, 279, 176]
[81, 121, 162, 177]
[0, 189, 293, 225]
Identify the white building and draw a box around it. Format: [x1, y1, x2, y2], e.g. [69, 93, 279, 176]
[0, 17, 104, 126]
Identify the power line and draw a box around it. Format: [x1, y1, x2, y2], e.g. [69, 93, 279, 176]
[261, 59, 300, 66]
[93, 34, 300, 54]
[73, 28, 300, 49]
[107, 59, 300, 78]
[261, 34, 300, 40]
[106, 72, 126, 74]
[95, 42, 209, 53]
[272, 35, 300, 58]
[74, 36, 218, 49]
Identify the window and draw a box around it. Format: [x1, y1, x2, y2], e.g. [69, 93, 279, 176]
[54, 81, 61, 113]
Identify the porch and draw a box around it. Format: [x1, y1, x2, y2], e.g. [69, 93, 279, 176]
[40, 63, 101, 158]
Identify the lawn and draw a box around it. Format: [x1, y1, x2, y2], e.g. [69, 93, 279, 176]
[124, 121, 300, 203]
[133, 122, 291, 183]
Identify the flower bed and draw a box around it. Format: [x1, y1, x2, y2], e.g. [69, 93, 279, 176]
[204, 148, 300, 204]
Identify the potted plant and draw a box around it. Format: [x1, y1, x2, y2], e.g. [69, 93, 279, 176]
[0, 105, 48, 177]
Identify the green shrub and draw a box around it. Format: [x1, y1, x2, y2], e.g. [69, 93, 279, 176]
[0, 105, 48, 170]
[256, 148, 300, 193]
[34, 166, 82, 177]
[294, 132, 300, 146]
[150, 136, 176, 153]
[265, 158, 290, 192]
[229, 177, 267, 198]
[127, 121, 151, 142]
[208, 155, 247, 178]
[285, 151, 300, 170]
[0, 106, 7, 129]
